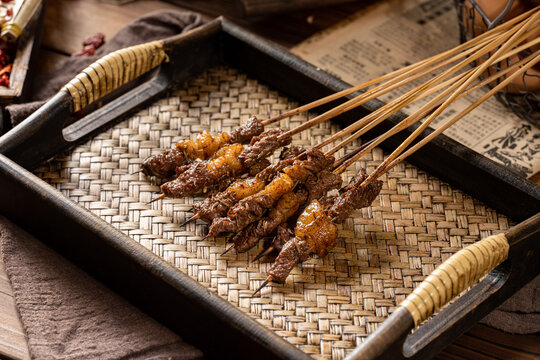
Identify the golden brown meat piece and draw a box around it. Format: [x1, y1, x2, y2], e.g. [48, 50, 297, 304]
[293, 200, 338, 257]
[267, 200, 338, 284]
[160, 144, 244, 198]
[176, 131, 230, 161]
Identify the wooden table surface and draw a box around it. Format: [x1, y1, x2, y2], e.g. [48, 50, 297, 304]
[1, 1, 539, 359]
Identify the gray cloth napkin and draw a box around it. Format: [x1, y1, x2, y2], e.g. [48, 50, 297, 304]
[0, 216, 204, 360]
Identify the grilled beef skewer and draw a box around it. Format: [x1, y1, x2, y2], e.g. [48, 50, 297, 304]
[158, 128, 290, 199]
[159, 143, 272, 199]
[190, 146, 303, 223]
[232, 169, 343, 254]
[254, 169, 383, 292]
[208, 148, 333, 237]
[141, 116, 264, 178]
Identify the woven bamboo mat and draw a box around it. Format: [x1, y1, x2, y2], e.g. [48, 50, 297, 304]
[35, 67, 510, 360]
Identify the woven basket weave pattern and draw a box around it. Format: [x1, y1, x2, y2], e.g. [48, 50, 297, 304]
[35, 67, 510, 360]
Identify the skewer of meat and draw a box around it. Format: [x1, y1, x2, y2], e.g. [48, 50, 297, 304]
[152, 128, 290, 201]
[184, 146, 304, 226]
[140, 116, 265, 178]
[229, 169, 343, 255]
[253, 169, 383, 294]
[207, 148, 334, 237]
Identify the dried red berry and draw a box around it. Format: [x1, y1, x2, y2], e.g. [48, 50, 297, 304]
[82, 33, 105, 49]
[72, 33, 105, 57]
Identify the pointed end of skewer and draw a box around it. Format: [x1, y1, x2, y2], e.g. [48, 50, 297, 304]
[180, 214, 199, 227]
[221, 243, 235, 256]
[203, 233, 213, 241]
[147, 193, 166, 204]
[252, 277, 272, 297]
[131, 168, 144, 175]
[252, 246, 274, 262]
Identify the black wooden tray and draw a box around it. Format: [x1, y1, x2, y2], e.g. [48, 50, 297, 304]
[0, 18, 538, 360]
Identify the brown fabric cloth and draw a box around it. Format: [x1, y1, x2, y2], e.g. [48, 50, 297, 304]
[480, 275, 540, 334]
[0, 216, 204, 360]
[6, 9, 204, 126]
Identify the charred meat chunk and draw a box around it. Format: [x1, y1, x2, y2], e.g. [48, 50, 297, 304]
[239, 128, 292, 168]
[229, 116, 265, 144]
[141, 148, 188, 178]
[327, 169, 383, 223]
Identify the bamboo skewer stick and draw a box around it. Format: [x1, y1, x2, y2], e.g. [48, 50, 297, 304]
[274, 39, 495, 140]
[358, 12, 540, 185]
[260, 7, 538, 127]
[382, 51, 540, 175]
[332, 44, 540, 174]
[325, 30, 540, 156]
[323, 69, 473, 155]
[274, 20, 534, 142]
[359, 57, 539, 187]
[330, 138, 378, 170]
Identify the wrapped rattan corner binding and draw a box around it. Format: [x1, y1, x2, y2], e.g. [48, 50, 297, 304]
[61, 40, 168, 112]
[456, 0, 540, 126]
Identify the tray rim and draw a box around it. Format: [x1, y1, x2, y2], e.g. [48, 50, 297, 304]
[0, 17, 538, 360]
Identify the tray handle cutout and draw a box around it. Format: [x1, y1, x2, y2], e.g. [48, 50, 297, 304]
[61, 40, 168, 113]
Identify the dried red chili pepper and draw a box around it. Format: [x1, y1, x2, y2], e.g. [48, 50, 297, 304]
[0, 72, 9, 87]
[5, 7, 13, 21]
[0, 63, 11, 76]
[0, 48, 7, 65]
